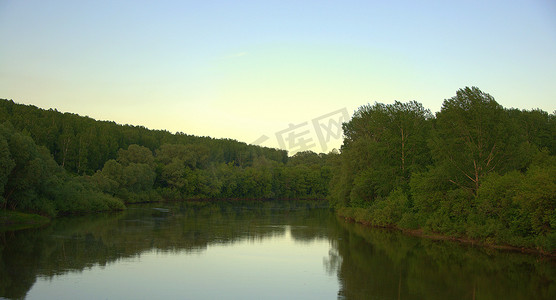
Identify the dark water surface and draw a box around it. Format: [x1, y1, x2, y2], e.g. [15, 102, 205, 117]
[1, 200, 554, 299]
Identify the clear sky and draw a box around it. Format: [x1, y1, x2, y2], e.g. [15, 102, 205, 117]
[1, 0, 555, 154]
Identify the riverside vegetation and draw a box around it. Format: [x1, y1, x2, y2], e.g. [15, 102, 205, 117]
[330, 87, 555, 253]
[0, 98, 333, 217]
[1, 87, 554, 253]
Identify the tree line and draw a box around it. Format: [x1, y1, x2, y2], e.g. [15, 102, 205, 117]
[2, 87, 555, 252]
[0, 99, 287, 174]
[0, 99, 334, 217]
[330, 87, 555, 252]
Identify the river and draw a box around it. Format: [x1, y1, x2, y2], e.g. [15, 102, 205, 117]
[1, 200, 554, 299]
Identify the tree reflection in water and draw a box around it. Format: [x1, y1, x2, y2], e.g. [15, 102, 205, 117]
[1, 200, 554, 299]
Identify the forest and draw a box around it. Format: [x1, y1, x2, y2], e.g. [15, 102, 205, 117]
[1, 86, 555, 252]
[330, 87, 555, 252]
[0, 98, 333, 217]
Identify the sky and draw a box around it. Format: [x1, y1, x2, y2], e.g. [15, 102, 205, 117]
[1, 0, 555, 154]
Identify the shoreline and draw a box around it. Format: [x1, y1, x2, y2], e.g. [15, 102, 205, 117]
[339, 214, 556, 258]
[0, 210, 51, 231]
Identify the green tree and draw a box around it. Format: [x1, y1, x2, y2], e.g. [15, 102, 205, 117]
[117, 144, 154, 167]
[430, 87, 527, 195]
[331, 101, 432, 208]
[0, 132, 15, 207]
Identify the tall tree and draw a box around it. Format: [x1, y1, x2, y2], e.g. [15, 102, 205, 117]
[331, 101, 432, 207]
[430, 87, 526, 195]
[0, 129, 16, 208]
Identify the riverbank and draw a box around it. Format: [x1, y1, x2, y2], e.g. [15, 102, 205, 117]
[337, 211, 556, 258]
[0, 210, 50, 231]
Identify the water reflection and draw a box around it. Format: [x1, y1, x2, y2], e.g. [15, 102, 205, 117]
[1, 200, 555, 299]
[1, 200, 337, 299]
[331, 218, 556, 300]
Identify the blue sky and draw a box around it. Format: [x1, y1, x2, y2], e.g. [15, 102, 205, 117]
[1, 0, 555, 153]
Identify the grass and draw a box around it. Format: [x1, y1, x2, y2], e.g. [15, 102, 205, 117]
[0, 210, 50, 231]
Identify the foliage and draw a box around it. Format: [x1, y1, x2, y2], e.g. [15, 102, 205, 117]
[2, 86, 554, 252]
[0, 99, 287, 174]
[430, 87, 532, 194]
[0, 99, 333, 217]
[330, 100, 432, 208]
[0, 122, 124, 217]
[332, 87, 556, 252]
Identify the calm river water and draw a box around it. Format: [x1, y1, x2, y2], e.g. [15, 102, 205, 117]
[1, 200, 554, 299]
